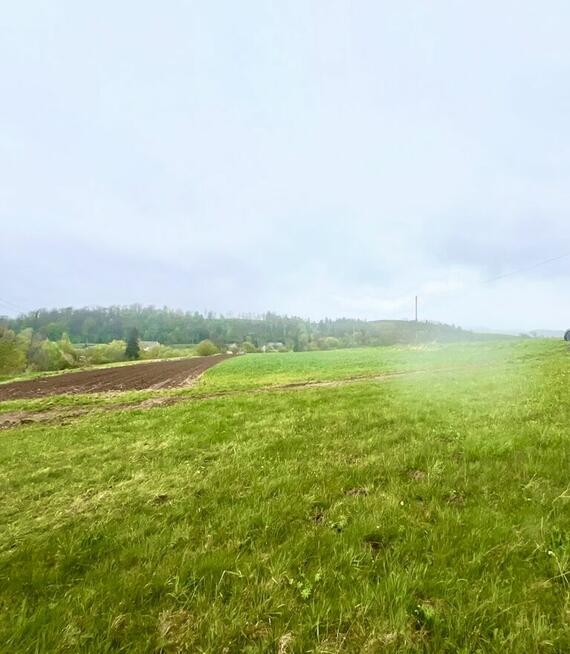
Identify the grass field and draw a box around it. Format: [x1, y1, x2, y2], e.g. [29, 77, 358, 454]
[1, 341, 569, 652]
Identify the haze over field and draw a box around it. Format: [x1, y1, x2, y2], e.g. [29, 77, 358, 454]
[2, 340, 570, 651]
[3, 6, 570, 650]
[2, 1, 569, 330]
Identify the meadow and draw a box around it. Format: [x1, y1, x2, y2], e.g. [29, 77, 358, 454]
[0, 341, 568, 652]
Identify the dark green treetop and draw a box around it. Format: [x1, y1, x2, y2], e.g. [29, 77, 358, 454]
[125, 327, 140, 360]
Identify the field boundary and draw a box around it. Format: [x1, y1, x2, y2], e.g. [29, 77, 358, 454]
[0, 355, 232, 401]
[0, 363, 489, 430]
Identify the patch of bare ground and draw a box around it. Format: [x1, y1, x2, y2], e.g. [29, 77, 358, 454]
[0, 408, 92, 429]
[0, 362, 493, 431]
[277, 633, 294, 653]
[0, 355, 231, 401]
[363, 531, 387, 556]
[408, 469, 427, 481]
[446, 490, 465, 506]
[345, 486, 370, 496]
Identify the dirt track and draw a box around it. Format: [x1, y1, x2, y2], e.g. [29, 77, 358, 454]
[0, 355, 231, 401]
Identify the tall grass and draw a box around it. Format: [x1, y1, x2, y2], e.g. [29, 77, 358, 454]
[0, 340, 568, 652]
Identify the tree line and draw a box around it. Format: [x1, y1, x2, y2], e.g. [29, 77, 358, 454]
[0, 326, 207, 377]
[2, 305, 505, 351]
[0, 305, 516, 377]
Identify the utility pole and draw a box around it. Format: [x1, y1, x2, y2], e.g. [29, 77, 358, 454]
[415, 296, 418, 322]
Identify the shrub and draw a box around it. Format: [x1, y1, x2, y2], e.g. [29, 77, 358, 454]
[319, 336, 341, 350]
[140, 345, 162, 360]
[140, 344, 195, 360]
[241, 341, 258, 353]
[28, 340, 67, 371]
[84, 340, 127, 365]
[196, 339, 219, 356]
[263, 342, 288, 353]
[0, 327, 26, 375]
[57, 333, 83, 368]
[17, 328, 34, 355]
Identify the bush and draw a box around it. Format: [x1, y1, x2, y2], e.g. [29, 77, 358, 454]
[84, 340, 127, 365]
[140, 345, 162, 360]
[28, 340, 67, 371]
[0, 327, 26, 375]
[17, 328, 34, 355]
[241, 341, 258, 353]
[140, 344, 195, 360]
[196, 339, 219, 356]
[57, 333, 83, 368]
[319, 336, 341, 350]
[263, 342, 288, 353]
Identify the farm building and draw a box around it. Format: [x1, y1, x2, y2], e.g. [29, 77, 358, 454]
[139, 340, 160, 351]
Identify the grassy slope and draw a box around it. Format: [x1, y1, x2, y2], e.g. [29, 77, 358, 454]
[197, 342, 514, 392]
[0, 341, 568, 653]
[0, 343, 516, 415]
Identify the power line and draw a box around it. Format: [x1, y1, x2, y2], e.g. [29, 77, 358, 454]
[0, 296, 27, 314]
[415, 249, 570, 321]
[482, 251, 570, 284]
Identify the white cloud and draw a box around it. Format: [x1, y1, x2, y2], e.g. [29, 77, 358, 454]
[1, 1, 570, 331]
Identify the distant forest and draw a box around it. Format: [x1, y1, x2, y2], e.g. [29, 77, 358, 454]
[3, 305, 510, 351]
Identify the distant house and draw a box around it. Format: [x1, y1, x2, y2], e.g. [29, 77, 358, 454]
[261, 342, 285, 353]
[139, 340, 160, 351]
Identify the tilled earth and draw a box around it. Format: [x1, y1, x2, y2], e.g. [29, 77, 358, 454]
[0, 355, 231, 401]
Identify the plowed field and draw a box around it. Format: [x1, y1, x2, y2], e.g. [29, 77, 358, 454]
[0, 355, 230, 400]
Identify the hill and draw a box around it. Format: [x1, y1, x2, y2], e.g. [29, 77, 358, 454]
[3, 305, 512, 350]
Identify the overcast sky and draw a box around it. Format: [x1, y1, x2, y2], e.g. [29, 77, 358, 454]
[1, 1, 569, 330]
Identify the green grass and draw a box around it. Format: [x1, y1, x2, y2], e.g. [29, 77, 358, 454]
[0, 344, 484, 415]
[0, 341, 568, 652]
[198, 342, 516, 392]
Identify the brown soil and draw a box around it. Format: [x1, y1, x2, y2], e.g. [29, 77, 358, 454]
[0, 355, 231, 401]
[345, 487, 370, 496]
[0, 362, 491, 431]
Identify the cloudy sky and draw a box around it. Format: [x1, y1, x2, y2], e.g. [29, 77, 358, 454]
[1, 1, 569, 330]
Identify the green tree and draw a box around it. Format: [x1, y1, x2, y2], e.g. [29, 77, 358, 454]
[319, 336, 341, 350]
[0, 327, 26, 375]
[85, 340, 126, 365]
[58, 333, 81, 368]
[16, 328, 34, 359]
[196, 339, 219, 356]
[125, 328, 140, 360]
